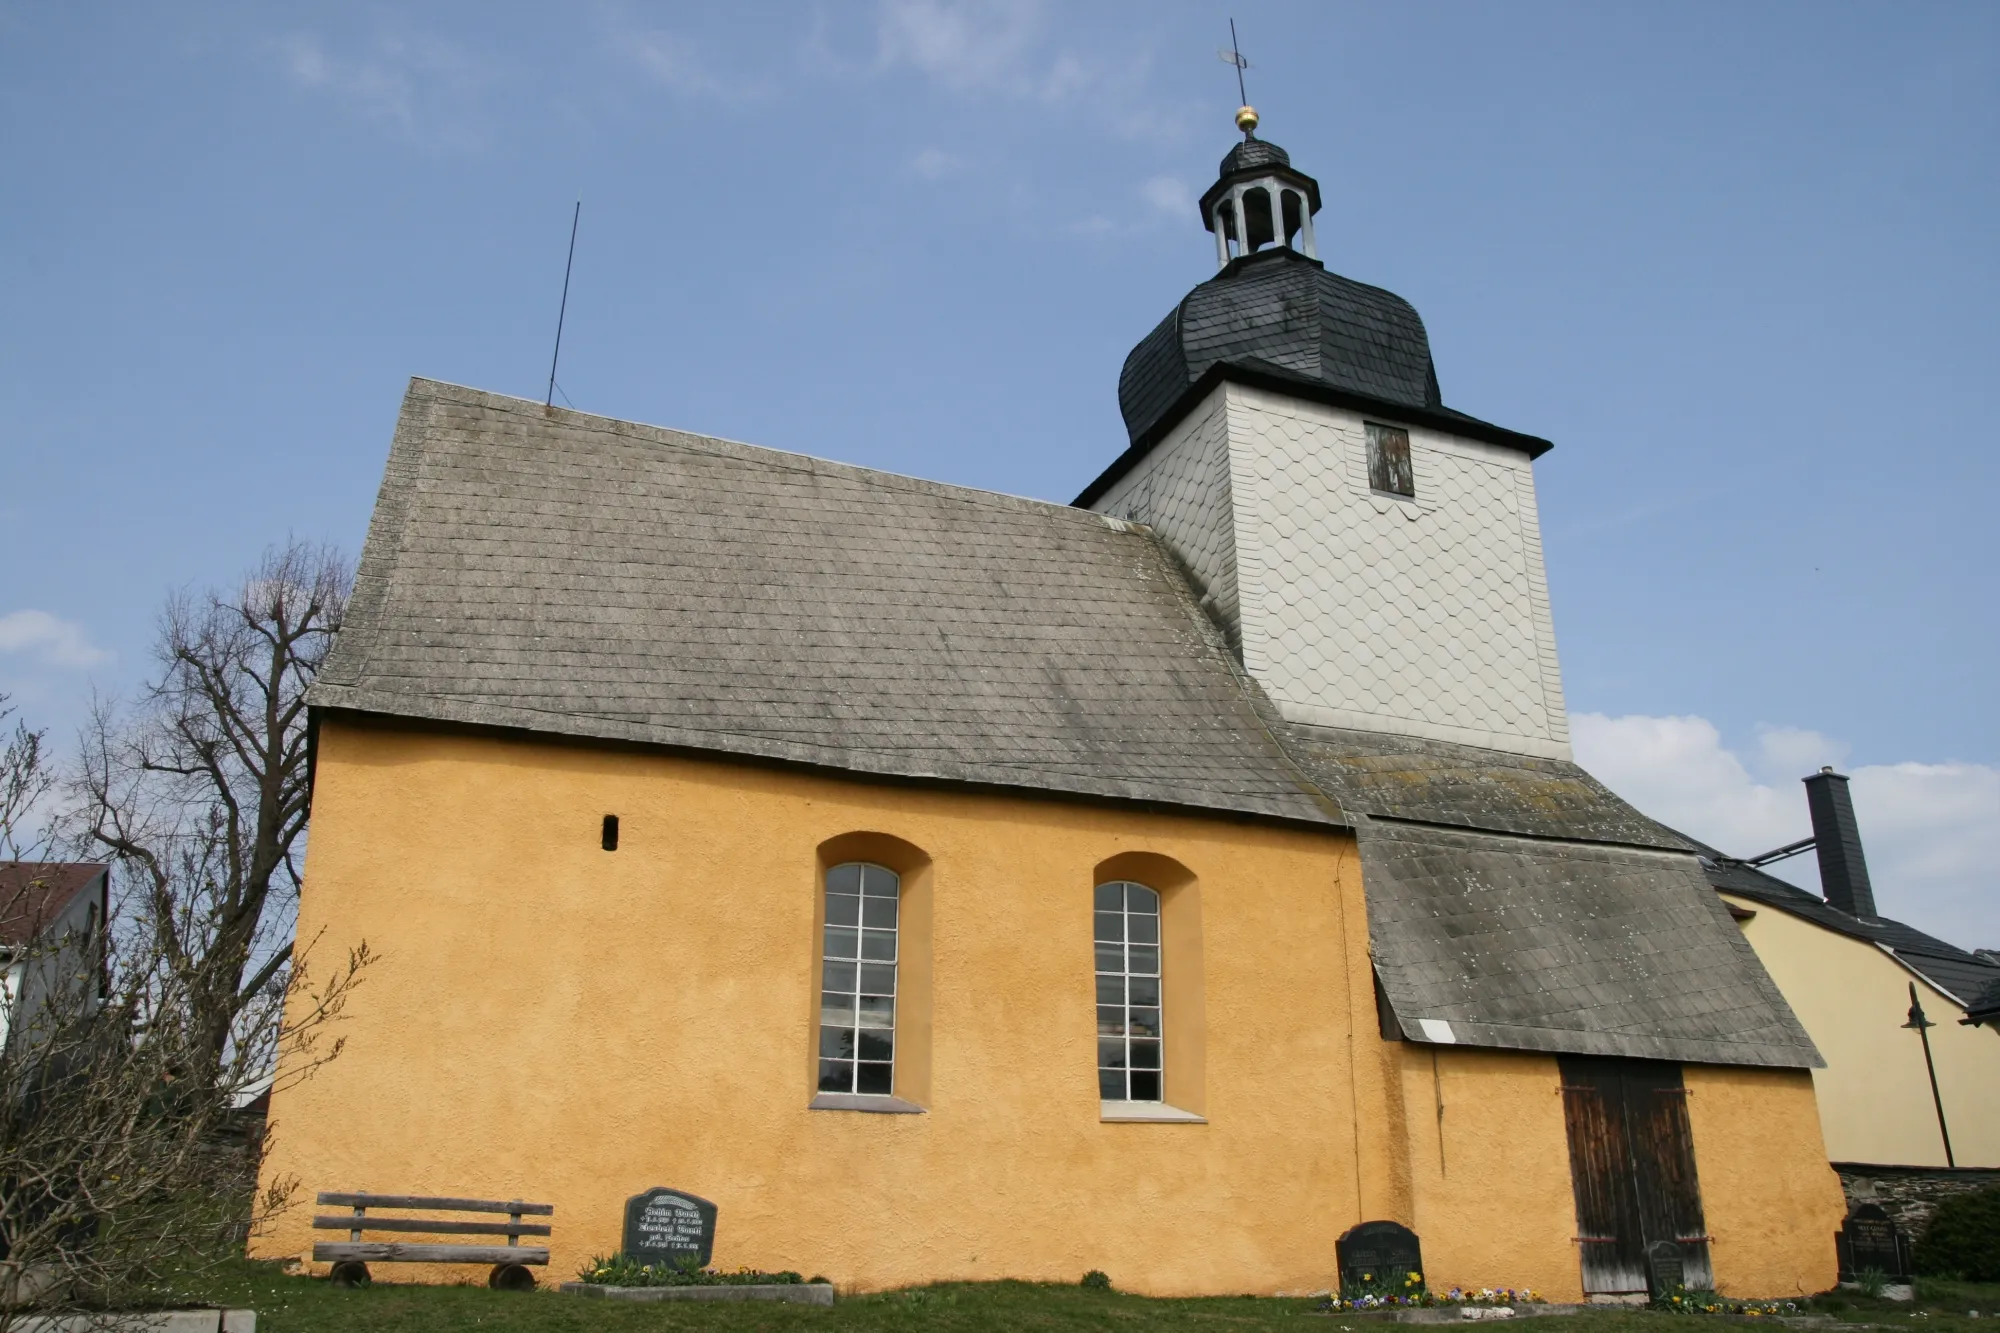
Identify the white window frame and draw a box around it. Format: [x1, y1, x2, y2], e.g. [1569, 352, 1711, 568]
[1095, 880, 1163, 1102]
[817, 862, 899, 1096]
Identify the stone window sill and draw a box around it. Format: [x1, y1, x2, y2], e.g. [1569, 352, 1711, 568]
[809, 1093, 925, 1114]
[1100, 1100, 1205, 1123]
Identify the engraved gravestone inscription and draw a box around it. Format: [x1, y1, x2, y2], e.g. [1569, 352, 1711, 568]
[622, 1187, 718, 1268]
[1837, 1203, 1909, 1281]
[1647, 1240, 1687, 1299]
[1336, 1220, 1424, 1294]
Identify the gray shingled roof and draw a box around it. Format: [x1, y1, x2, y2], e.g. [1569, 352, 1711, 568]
[1361, 820, 1820, 1068]
[1285, 723, 1695, 851]
[317, 377, 1818, 1071]
[313, 379, 1334, 826]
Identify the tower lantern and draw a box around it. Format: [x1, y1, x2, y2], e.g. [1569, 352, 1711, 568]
[1197, 108, 1321, 269]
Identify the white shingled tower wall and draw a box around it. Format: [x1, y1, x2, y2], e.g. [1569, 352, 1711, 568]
[1091, 381, 1571, 761]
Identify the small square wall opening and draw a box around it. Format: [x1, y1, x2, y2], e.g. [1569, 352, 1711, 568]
[601, 814, 620, 851]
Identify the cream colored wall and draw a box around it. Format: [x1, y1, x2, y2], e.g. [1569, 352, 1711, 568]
[1683, 1065, 1846, 1298]
[261, 720, 1385, 1296]
[1723, 893, 2000, 1168]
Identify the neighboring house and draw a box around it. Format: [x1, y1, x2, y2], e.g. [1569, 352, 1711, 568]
[0, 862, 109, 1050]
[256, 115, 1846, 1300]
[1697, 773, 2000, 1201]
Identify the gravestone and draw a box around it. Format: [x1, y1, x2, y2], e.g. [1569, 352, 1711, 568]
[622, 1187, 719, 1269]
[1837, 1203, 1910, 1281]
[1647, 1240, 1687, 1299]
[1336, 1220, 1424, 1293]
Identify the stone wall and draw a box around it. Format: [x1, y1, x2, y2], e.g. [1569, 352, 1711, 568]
[1835, 1163, 2000, 1237]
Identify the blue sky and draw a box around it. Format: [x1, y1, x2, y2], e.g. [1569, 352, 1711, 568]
[3, 2, 1996, 942]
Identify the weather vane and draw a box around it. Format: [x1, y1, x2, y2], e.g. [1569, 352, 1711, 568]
[1217, 18, 1258, 136]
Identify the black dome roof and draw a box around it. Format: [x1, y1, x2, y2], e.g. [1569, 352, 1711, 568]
[1219, 137, 1291, 174]
[1117, 248, 1443, 447]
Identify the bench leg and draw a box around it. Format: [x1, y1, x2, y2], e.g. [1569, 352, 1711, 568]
[489, 1263, 537, 1292]
[328, 1261, 372, 1288]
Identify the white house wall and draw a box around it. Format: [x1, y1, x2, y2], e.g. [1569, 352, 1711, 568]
[1091, 383, 1571, 760]
[1094, 389, 1240, 631]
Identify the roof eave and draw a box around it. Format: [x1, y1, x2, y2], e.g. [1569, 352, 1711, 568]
[1076, 358, 1554, 509]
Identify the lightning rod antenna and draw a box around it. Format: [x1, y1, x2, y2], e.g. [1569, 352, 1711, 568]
[546, 201, 580, 409]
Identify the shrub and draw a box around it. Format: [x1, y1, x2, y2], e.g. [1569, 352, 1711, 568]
[1914, 1187, 2000, 1282]
[1080, 1270, 1112, 1291]
[576, 1252, 805, 1287]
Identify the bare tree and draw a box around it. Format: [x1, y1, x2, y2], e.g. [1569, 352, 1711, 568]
[0, 695, 368, 1318]
[77, 541, 351, 1076]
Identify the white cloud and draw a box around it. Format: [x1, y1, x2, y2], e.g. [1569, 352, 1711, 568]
[1573, 713, 2000, 948]
[870, 0, 1172, 141]
[875, 0, 1045, 97]
[0, 611, 110, 669]
[271, 30, 496, 152]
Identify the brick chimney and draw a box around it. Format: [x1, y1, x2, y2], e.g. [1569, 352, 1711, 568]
[1803, 767, 1877, 919]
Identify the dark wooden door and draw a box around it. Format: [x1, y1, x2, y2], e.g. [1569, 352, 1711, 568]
[1559, 1057, 1713, 1296]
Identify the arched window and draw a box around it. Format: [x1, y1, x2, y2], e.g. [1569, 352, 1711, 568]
[1095, 880, 1162, 1101]
[818, 861, 899, 1096]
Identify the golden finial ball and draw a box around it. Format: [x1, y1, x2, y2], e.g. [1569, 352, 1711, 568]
[1235, 105, 1259, 133]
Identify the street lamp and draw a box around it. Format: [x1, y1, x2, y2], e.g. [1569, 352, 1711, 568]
[1902, 982, 1955, 1168]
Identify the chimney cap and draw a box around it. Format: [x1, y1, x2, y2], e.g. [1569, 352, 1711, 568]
[1820, 765, 1836, 774]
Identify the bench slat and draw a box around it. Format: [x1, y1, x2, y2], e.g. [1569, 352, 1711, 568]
[312, 1216, 551, 1237]
[314, 1242, 550, 1266]
[315, 1193, 554, 1216]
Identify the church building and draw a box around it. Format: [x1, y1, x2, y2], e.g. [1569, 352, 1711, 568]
[256, 110, 1847, 1299]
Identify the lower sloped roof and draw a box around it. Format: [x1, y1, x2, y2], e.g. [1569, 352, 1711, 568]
[1359, 820, 1821, 1068]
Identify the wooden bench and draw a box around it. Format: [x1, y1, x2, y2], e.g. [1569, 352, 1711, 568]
[312, 1192, 555, 1290]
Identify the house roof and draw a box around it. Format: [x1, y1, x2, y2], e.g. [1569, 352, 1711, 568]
[0, 863, 107, 948]
[316, 377, 1820, 1070]
[1702, 852, 2000, 1011]
[313, 379, 1335, 828]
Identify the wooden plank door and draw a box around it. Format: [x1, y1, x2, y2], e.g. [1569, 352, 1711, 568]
[1559, 1057, 1713, 1297]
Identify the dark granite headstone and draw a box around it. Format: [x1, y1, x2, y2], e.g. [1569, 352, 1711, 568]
[1837, 1203, 1909, 1281]
[622, 1187, 718, 1268]
[1336, 1220, 1424, 1293]
[1647, 1240, 1687, 1299]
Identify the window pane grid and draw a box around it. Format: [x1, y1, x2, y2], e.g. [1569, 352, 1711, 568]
[819, 862, 899, 1096]
[1094, 880, 1162, 1102]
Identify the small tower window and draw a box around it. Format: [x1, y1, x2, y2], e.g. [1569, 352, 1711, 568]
[1367, 422, 1415, 498]
[601, 814, 619, 851]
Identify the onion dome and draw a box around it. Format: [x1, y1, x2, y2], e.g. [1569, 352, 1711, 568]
[1086, 110, 1551, 486]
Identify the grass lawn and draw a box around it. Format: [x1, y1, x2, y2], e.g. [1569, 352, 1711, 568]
[163, 1263, 2000, 1333]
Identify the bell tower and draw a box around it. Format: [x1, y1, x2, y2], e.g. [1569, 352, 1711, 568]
[1080, 111, 1572, 761]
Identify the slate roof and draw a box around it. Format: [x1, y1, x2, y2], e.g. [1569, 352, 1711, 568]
[317, 378, 1820, 1070]
[1284, 723, 1695, 851]
[1360, 821, 1818, 1067]
[1701, 852, 2000, 1012]
[0, 863, 107, 948]
[1202, 135, 1322, 216]
[1089, 250, 1553, 509]
[313, 380, 1333, 827]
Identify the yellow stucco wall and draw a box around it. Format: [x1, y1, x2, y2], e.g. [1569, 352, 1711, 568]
[1398, 1046, 1584, 1300]
[1683, 1065, 1846, 1298]
[1723, 893, 2000, 1168]
[255, 719, 1847, 1296]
